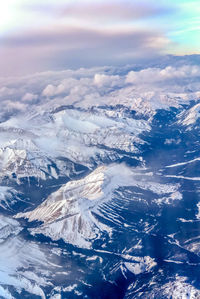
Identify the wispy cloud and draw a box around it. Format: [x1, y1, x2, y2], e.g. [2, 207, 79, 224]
[60, 1, 172, 22]
[20, 0, 172, 21]
[0, 25, 169, 76]
[0, 0, 198, 76]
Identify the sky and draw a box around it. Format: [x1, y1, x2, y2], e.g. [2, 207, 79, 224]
[0, 0, 199, 77]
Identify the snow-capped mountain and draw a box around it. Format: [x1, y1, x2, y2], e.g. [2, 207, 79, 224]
[15, 164, 182, 248]
[0, 106, 150, 185]
[1, 61, 200, 298]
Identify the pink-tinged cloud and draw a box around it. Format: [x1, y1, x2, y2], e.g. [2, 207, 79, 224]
[0, 26, 170, 76]
[61, 0, 173, 22]
[21, 0, 173, 21]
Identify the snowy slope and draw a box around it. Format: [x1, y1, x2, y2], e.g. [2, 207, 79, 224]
[0, 215, 49, 298]
[0, 106, 151, 183]
[178, 103, 200, 127]
[1, 62, 200, 297]
[125, 275, 200, 299]
[15, 164, 182, 248]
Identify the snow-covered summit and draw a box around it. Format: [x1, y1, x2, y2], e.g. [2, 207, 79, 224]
[179, 102, 200, 127]
[15, 163, 182, 248]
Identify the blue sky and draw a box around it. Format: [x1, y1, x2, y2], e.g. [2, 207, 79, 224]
[0, 0, 199, 76]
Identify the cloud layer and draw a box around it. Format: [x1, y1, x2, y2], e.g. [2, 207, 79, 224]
[1, 58, 200, 122]
[0, 0, 174, 76]
[1, 26, 169, 76]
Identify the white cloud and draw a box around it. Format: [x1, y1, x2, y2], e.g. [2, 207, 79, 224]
[126, 65, 200, 85]
[39, 63, 200, 114]
[22, 92, 38, 101]
[4, 100, 27, 112]
[1, 61, 200, 123]
[42, 84, 56, 97]
[94, 74, 122, 88]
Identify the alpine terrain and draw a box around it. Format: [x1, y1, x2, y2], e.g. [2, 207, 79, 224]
[0, 58, 200, 298]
